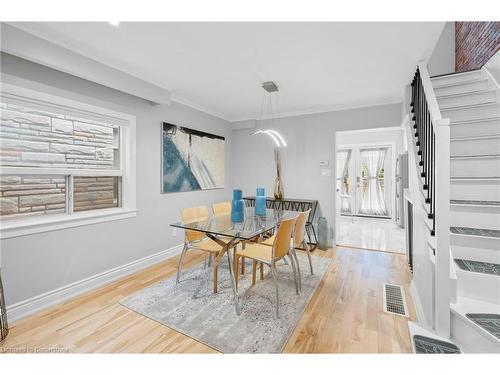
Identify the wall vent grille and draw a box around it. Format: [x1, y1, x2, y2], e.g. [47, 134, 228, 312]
[383, 283, 408, 317]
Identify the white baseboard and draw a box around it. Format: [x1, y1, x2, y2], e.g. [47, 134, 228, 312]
[410, 279, 427, 327]
[6, 243, 184, 323]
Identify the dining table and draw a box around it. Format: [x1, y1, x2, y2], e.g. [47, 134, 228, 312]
[170, 207, 296, 315]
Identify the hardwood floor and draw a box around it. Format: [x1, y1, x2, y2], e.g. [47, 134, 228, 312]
[0, 246, 415, 353]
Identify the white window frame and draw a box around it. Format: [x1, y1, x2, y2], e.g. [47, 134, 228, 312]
[0, 83, 137, 239]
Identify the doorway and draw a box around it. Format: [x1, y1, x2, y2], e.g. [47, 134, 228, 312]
[337, 145, 392, 218]
[335, 127, 406, 254]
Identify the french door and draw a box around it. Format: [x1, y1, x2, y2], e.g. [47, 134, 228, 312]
[337, 145, 392, 218]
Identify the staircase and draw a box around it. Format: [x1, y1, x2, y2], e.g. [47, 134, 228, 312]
[431, 69, 500, 353]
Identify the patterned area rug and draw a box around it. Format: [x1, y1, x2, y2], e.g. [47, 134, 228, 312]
[121, 252, 331, 353]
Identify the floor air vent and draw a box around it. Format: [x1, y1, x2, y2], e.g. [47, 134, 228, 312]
[383, 283, 408, 317]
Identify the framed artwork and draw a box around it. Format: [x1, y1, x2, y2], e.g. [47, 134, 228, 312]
[161, 122, 225, 193]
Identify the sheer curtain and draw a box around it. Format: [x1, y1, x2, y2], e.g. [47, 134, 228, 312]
[336, 150, 351, 212]
[359, 148, 388, 216]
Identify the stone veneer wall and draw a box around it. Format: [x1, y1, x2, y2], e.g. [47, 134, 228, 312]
[0, 175, 66, 219]
[0, 103, 117, 168]
[73, 176, 118, 212]
[0, 103, 120, 218]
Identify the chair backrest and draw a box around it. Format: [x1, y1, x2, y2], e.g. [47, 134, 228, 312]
[272, 215, 298, 259]
[212, 201, 231, 217]
[293, 209, 310, 248]
[181, 205, 209, 243]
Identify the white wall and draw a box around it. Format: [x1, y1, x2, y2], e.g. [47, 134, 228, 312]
[231, 104, 402, 244]
[485, 49, 500, 84]
[0, 53, 233, 308]
[428, 22, 455, 77]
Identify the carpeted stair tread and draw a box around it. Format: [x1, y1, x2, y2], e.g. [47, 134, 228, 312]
[454, 259, 500, 277]
[450, 226, 500, 238]
[466, 314, 500, 340]
[413, 335, 461, 354]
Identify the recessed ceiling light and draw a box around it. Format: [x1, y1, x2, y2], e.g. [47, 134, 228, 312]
[108, 21, 120, 27]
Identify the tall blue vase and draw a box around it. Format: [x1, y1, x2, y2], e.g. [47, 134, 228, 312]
[231, 189, 244, 223]
[255, 187, 266, 216]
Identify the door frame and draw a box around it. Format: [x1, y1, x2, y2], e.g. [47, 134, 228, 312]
[338, 141, 395, 219]
[334, 126, 403, 246]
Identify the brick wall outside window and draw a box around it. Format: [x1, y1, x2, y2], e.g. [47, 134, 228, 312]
[455, 22, 500, 72]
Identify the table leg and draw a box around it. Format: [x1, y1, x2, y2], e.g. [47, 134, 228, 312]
[225, 245, 241, 315]
[206, 234, 241, 315]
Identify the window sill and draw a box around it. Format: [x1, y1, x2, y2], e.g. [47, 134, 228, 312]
[0, 208, 138, 239]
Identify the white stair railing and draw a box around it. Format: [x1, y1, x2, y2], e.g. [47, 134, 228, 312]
[410, 61, 451, 337]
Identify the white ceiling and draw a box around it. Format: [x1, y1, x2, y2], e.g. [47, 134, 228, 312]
[7, 22, 445, 122]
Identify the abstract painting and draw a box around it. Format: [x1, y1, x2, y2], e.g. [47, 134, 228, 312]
[162, 122, 225, 193]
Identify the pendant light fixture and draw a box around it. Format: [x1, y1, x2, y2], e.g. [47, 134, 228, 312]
[251, 81, 286, 199]
[251, 81, 287, 148]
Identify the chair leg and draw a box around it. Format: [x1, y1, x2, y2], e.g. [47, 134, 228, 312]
[233, 253, 239, 290]
[176, 244, 188, 283]
[287, 254, 299, 295]
[303, 240, 314, 275]
[208, 253, 213, 267]
[252, 260, 257, 285]
[213, 266, 218, 294]
[270, 264, 280, 318]
[260, 262, 264, 280]
[291, 248, 302, 292]
[241, 256, 245, 275]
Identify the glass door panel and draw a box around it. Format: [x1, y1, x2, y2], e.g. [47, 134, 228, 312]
[357, 148, 388, 217]
[338, 145, 392, 218]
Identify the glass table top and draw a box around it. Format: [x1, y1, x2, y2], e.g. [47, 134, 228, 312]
[170, 208, 297, 240]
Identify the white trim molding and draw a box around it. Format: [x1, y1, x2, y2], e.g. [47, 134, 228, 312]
[170, 93, 230, 122]
[6, 244, 184, 323]
[229, 97, 402, 123]
[0, 208, 138, 239]
[410, 280, 427, 328]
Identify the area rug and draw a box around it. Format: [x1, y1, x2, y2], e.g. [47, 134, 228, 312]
[120, 252, 332, 353]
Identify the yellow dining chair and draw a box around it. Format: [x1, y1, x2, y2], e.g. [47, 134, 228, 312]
[262, 209, 314, 279]
[234, 215, 299, 317]
[212, 201, 231, 217]
[176, 205, 224, 293]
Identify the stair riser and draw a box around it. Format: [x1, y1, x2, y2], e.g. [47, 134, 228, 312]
[451, 311, 500, 353]
[432, 71, 483, 88]
[450, 157, 500, 178]
[450, 119, 500, 138]
[451, 205, 500, 230]
[442, 104, 500, 123]
[451, 234, 500, 270]
[456, 270, 500, 304]
[451, 244, 500, 264]
[434, 80, 488, 97]
[438, 91, 497, 109]
[451, 180, 500, 201]
[451, 137, 500, 157]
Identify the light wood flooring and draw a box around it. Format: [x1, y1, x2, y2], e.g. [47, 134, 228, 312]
[0, 246, 416, 353]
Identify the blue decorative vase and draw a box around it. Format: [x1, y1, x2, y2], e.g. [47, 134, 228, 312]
[255, 187, 266, 216]
[231, 189, 244, 223]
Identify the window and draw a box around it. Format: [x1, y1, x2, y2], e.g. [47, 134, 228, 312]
[0, 83, 136, 238]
